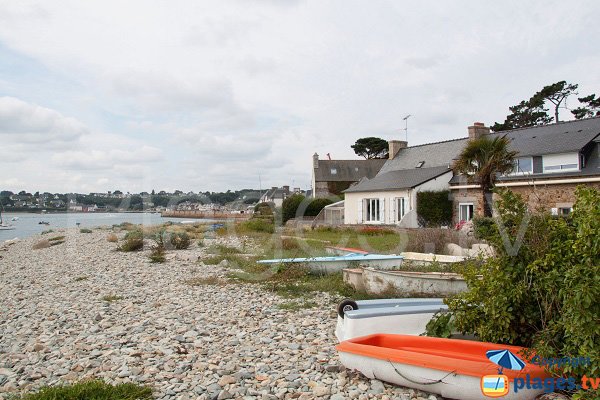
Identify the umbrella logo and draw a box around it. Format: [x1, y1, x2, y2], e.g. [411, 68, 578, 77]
[481, 349, 526, 398]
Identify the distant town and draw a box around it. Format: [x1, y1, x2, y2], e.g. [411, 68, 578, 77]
[0, 186, 308, 213]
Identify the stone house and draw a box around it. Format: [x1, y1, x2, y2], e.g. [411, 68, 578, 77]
[451, 118, 600, 222]
[341, 117, 600, 227]
[311, 153, 386, 198]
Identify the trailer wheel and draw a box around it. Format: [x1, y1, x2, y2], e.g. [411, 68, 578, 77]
[337, 299, 358, 318]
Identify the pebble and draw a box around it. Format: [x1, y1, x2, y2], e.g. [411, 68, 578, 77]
[0, 229, 436, 399]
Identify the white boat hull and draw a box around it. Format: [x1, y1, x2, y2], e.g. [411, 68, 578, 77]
[336, 311, 439, 342]
[338, 352, 545, 400]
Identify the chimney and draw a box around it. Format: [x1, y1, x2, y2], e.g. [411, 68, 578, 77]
[468, 122, 490, 140]
[282, 186, 290, 193]
[313, 153, 319, 169]
[388, 140, 408, 159]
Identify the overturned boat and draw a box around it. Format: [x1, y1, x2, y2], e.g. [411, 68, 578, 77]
[337, 334, 549, 400]
[257, 253, 403, 274]
[335, 298, 446, 341]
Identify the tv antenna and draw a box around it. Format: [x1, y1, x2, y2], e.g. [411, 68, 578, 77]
[402, 114, 411, 141]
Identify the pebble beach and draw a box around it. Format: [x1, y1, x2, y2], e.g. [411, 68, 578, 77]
[0, 228, 439, 400]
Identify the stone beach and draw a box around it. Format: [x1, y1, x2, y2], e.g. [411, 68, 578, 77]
[0, 228, 440, 399]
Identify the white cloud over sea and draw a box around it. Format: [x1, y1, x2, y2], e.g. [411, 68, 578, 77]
[0, 0, 599, 193]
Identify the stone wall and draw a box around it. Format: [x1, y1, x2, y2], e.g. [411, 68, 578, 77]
[451, 182, 600, 222]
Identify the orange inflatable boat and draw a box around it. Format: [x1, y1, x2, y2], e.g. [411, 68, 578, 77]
[337, 334, 551, 400]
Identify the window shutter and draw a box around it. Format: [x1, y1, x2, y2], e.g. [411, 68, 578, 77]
[357, 199, 363, 223]
[380, 198, 385, 223]
[391, 198, 396, 223]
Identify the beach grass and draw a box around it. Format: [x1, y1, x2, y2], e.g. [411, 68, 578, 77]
[10, 380, 152, 400]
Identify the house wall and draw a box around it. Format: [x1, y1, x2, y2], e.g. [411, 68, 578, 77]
[343, 171, 452, 227]
[451, 181, 600, 223]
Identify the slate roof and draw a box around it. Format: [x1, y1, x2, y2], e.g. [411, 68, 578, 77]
[345, 166, 452, 193]
[348, 117, 600, 193]
[314, 159, 386, 182]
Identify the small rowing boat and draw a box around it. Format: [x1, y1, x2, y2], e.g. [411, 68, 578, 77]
[258, 253, 403, 274]
[335, 298, 446, 341]
[337, 334, 549, 400]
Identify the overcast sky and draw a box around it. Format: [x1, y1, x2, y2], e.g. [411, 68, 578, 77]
[1, 1, 599, 194]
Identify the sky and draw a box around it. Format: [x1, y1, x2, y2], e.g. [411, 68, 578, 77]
[1, 0, 599, 194]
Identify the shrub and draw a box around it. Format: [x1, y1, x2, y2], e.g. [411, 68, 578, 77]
[254, 202, 274, 215]
[305, 198, 333, 216]
[281, 237, 300, 250]
[282, 194, 305, 224]
[430, 187, 600, 394]
[118, 230, 144, 252]
[41, 229, 53, 235]
[416, 190, 453, 227]
[169, 231, 190, 249]
[14, 380, 152, 400]
[80, 228, 92, 233]
[472, 216, 497, 240]
[149, 245, 166, 263]
[106, 233, 118, 242]
[239, 218, 275, 234]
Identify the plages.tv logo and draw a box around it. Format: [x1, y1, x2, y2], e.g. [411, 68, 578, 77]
[480, 349, 525, 397]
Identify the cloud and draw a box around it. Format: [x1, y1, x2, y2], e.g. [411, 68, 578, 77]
[52, 145, 163, 170]
[0, 96, 87, 143]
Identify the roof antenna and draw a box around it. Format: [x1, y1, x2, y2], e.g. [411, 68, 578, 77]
[403, 114, 411, 141]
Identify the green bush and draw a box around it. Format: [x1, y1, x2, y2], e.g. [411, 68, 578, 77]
[305, 198, 333, 216]
[15, 380, 151, 400]
[282, 194, 305, 223]
[80, 228, 93, 233]
[429, 187, 600, 395]
[416, 190, 453, 227]
[472, 216, 497, 240]
[149, 245, 166, 263]
[170, 231, 190, 249]
[240, 218, 275, 234]
[118, 230, 144, 252]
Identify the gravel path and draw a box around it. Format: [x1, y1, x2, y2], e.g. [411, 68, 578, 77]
[0, 229, 439, 400]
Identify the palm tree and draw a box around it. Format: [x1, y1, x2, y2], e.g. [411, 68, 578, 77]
[453, 135, 518, 217]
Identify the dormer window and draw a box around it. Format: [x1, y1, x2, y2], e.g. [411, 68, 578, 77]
[512, 157, 533, 174]
[416, 161, 425, 168]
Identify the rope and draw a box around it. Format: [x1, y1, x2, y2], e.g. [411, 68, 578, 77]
[387, 359, 456, 385]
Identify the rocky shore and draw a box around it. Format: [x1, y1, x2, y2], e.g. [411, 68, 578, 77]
[0, 228, 439, 400]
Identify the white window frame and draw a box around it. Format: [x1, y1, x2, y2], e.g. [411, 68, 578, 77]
[364, 198, 381, 223]
[542, 153, 580, 173]
[459, 202, 474, 222]
[394, 197, 407, 222]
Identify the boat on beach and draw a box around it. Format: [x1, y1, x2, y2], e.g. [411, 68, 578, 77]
[337, 334, 550, 400]
[335, 298, 446, 341]
[257, 253, 404, 274]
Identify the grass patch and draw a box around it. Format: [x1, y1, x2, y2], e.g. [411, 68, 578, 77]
[185, 276, 227, 286]
[101, 294, 123, 302]
[12, 380, 152, 400]
[74, 276, 88, 282]
[48, 236, 65, 241]
[80, 228, 93, 233]
[40, 229, 53, 235]
[206, 244, 241, 255]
